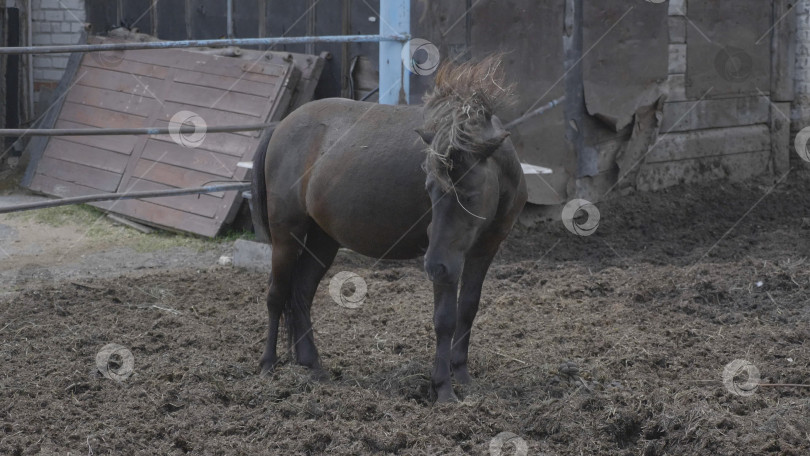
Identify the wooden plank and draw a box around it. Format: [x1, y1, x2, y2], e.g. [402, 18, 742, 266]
[81, 53, 171, 79]
[668, 44, 686, 74]
[665, 74, 687, 102]
[122, 178, 224, 217]
[44, 138, 131, 174]
[164, 82, 270, 117]
[152, 102, 262, 134]
[771, 102, 790, 174]
[74, 67, 165, 97]
[66, 84, 156, 118]
[125, 49, 288, 82]
[685, 0, 771, 99]
[131, 160, 228, 191]
[34, 157, 122, 193]
[147, 130, 256, 157]
[93, 198, 222, 237]
[583, 1, 669, 131]
[647, 124, 770, 163]
[669, 16, 686, 43]
[636, 150, 771, 191]
[29, 172, 110, 199]
[60, 102, 149, 129]
[661, 96, 770, 132]
[771, 0, 796, 101]
[173, 69, 277, 97]
[668, 0, 685, 16]
[107, 214, 154, 234]
[140, 139, 239, 178]
[52, 120, 139, 154]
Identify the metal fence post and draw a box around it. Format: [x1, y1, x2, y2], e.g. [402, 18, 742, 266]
[379, 0, 410, 105]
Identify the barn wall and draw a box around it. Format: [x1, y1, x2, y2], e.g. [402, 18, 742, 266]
[67, 0, 796, 205]
[578, 0, 792, 199]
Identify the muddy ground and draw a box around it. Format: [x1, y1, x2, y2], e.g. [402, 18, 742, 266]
[2, 168, 810, 455]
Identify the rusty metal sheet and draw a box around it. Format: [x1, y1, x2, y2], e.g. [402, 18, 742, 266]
[27, 36, 300, 237]
[685, 0, 771, 99]
[583, 1, 669, 131]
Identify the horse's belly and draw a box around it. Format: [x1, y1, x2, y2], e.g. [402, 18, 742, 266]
[336, 224, 429, 260]
[307, 161, 431, 260]
[311, 199, 430, 260]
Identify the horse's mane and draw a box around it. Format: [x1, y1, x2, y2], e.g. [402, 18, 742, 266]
[421, 54, 513, 188]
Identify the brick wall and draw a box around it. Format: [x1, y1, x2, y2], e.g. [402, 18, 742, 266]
[30, 0, 85, 110]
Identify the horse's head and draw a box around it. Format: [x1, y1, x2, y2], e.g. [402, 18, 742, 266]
[417, 56, 513, 284]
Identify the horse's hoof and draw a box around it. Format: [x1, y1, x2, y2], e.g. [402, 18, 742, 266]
[310, 367, 328, 381]
[259, 357, 277, 377]
[433, 384, 459, 403]
[436, 390, 459, 403]
[453, 367, 473, 385]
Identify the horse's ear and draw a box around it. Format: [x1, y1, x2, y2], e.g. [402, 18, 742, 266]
[415, 128, 435, 146]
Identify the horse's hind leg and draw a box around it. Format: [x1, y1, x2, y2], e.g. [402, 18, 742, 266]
[259, 227, 305, 376]
[288, 223, 339, 373]
[451, 251, 496, 385]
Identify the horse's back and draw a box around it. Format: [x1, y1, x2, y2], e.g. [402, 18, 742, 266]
[264, 98, 432, 259]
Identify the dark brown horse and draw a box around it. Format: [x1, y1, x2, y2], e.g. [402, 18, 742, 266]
[252, 57, 527, 402]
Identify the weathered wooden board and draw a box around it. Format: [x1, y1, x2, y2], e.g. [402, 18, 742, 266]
[771, 102, 790, 174]
[686, 0, 771, 99]
[636, 149, 771, 192]
[665, 74, 688, 102]
[660, 96, 771, 133]
[669, 17, 686, 44]
[771, 0, 796, 101]
[470, 0, 568, 205]
[647, 124, 770, 163]
[27, 37, 299, 237]
[583, 1, 669, 131]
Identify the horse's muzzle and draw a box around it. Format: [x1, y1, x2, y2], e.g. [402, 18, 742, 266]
[424, 259, 460, 284]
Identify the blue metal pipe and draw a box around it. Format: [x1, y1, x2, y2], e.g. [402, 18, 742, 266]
[379, 0, 410, 105]
[0, 34, 410, 55]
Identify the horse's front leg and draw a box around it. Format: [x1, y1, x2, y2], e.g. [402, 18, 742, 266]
[451, 254, 494, 384]
[431, 280, 459, 402]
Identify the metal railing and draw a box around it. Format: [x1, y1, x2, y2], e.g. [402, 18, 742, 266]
[0, 3, 412, 214]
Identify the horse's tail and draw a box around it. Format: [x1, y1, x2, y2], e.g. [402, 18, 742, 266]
[250, 124, 276, 244]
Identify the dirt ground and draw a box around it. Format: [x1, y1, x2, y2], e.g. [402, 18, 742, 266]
[2, 167, 810, 455]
